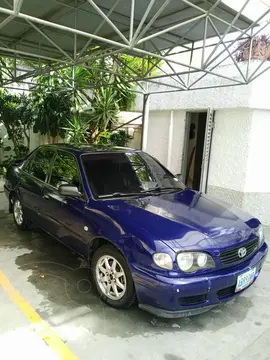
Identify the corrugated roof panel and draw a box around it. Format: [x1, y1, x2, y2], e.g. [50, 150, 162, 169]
[0, 0, 255, 62]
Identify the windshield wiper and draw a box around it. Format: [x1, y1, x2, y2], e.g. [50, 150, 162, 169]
[99, 187, 182, 199]
[99, 192, 151, 199]
[143, 187, 181, 194]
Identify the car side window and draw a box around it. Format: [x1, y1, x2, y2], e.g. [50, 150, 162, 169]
[24, 148, 55, 182]
[49, 152, 82, 191]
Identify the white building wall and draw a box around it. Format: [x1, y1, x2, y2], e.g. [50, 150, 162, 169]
[135, 62, 270, 112]
[145, 111, 170, 166]
[242, 110, 270, 225]
[207, 109, 253, 193]
[139, 84, 253, 111]
[170, 110, 186, 176]
[144, 110, 186, 175]
[245, 110, 270, 193]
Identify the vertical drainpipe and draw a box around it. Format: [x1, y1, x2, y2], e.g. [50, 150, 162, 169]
[167, 110, 174, 171]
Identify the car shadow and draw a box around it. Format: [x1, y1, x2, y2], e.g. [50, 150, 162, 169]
[0, 211, 254, 338]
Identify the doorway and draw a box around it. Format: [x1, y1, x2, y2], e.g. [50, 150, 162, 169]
[181, 109, 214, 192]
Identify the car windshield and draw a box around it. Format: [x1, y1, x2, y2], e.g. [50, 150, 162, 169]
[82, 151, 185, 198]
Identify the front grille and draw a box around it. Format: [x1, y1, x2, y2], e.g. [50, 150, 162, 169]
[217, 285, 235, 299]
[220, 237, 258, 266]
[179, 294, 207, 306]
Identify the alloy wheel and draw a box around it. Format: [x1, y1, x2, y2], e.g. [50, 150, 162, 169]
[14, 199, 23, 226]
[96, 255, 127, 300]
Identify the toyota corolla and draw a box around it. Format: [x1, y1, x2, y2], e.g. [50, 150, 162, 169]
[4, 144, 268, 318]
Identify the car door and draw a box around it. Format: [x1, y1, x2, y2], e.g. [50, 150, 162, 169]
[19, 147, 56, 225]
[41, 151, 88, 257]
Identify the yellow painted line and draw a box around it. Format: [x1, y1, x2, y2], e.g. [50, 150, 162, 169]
[0, 270, 78, 360]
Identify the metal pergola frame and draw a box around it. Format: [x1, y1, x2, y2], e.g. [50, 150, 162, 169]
[0, 0, 269, 95]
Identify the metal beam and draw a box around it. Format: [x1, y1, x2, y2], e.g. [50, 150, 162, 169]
[0, 0, 23, 30]
[162, 0, 223, 58]
[130, 0, 156, 47]
[188, 14, 270, 89]
[147, 57, 187, 89]
[147, 82, 245, 95]
[203, 0, 251, 67]
[87, 0, 129, 45]
[201, 16, 208, 68]
[133, 0, 172, 45]
[78, 0, 122, 58]
[187, 41, 194, 87]
[248, 51, 270, 81]
[248, 63, 270, 83]
[149, 40, 187, 87]
[13, 0, 24, 15]
[0, 45, 67, 63]
[26, 20, 74, 60]
[137, 14, 206, 45]
[246, 28, 254, 80]
[131, 47, 245, 85]
[0, 6, 131, 50]
[141, 94, 150, 151]
[176, 0, 246, 35]
[205, 7, 270, 69]
[129, 0, 135, 42]
[208, 17, 246, 83]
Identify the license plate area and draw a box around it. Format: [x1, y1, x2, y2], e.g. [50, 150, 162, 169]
[235, 267, 256, 292]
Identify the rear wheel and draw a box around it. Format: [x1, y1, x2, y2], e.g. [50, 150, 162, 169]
[91, 245, 136, 309]
[12, 196, 29, 230]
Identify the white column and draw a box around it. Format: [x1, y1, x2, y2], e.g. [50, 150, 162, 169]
[167, 110, 174, 170]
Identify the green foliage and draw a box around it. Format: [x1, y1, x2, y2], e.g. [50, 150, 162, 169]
[62, 114, 90, 145]
[89, 87, 119, 139]
[110, 130, 132, 147]
[31, 82, 73, 140]
[95, 130, 111, 146]
[0, 52, 161, 151]
[0, 90, 34, 157]
[17, 94, 35, 149]
[112, 76, 136, 111]
[96, 129, 132, 147]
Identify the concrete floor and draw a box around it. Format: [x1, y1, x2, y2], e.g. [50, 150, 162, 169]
[0, 193, 269, 360]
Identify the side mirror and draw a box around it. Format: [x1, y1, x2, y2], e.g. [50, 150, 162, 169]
[58, 184, 82, 198]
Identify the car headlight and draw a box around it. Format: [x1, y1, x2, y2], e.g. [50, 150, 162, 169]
[177, 252, 215, 273]
[153, 253, 173, 270]
[256, 225, 265, 248]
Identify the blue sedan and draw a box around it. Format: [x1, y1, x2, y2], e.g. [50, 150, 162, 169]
[4, 144, 268, 318]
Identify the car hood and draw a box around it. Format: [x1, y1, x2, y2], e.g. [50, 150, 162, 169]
[107, 189, 259, 252]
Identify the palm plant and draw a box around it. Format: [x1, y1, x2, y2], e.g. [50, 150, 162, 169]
[23, 53, 161, 146]
[61, 114, 90, 145]
[89, 87, 119, 141]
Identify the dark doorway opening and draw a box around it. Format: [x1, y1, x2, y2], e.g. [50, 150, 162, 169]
[185, 112, 207, 191]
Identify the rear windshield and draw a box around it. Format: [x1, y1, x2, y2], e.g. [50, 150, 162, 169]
[82, 151, 185, 198]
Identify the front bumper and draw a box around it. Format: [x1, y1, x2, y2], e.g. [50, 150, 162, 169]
[133, 242, 268, 318]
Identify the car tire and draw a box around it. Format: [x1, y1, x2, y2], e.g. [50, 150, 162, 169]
[91, 244, 136, 309]
[12, 195, 29, 230]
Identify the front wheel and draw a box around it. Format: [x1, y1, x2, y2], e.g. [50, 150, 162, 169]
[91, 245, 136, 309]
[12, 196, 29, 230]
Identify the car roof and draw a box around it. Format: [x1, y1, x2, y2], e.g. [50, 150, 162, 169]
[40, 143, 138, 155]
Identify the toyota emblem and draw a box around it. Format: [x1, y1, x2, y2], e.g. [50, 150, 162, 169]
[238, 247, 247, 258]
